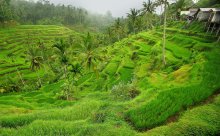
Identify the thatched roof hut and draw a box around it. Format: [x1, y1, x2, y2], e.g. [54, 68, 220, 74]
[188, 8, 199, 18]
[210, 8, 220, 24]
[197, 8, 213, 22]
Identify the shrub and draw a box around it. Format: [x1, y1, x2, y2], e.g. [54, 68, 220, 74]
[111, 82, 140, 101]
[92, 111, 106, 123]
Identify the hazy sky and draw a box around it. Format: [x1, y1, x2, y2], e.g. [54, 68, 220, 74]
[47, 0, 196, 17]
[48, 0, 158, 17]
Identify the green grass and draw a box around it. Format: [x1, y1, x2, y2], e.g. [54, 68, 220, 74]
[140, 94, 220, 136]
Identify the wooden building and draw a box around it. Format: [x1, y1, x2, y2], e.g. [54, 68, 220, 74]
[187, 8, 199, 21]
[196, 8, 213, 22]
[206, 8, 220, 35]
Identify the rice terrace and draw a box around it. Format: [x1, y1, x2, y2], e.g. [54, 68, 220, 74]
[0, 0, 220, 136]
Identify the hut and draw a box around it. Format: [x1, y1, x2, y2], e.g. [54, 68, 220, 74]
[196, 8, 213, 22]
[187, 8, 199, 21]
[206, 8, 220, 34]
[210, 8, 220, 24]
[180, 11, 190, 20]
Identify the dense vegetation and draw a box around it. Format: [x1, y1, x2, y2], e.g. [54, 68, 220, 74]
[0, 0, 220, 135]
[0, 0, 114, 31]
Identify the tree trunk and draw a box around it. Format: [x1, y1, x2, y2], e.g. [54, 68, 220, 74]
[162, 0, 167, 66]
[37, 71, 42, 87]
[64, 65, 70, 101]
[16, 68, 25, 86]
[117, 34, 120, 41]
[160, 1, 162, 26]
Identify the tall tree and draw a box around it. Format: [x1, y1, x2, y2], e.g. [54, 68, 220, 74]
[163, 0, 167, 66]
[141, 0, 157, 30]
[0, 0, 12, 23]
[113, 18, 124, 41]
[127, 8, 139, 33]
[155, 0, 169, 25]
[26, 46, 43, 71]
[26, 46, 44, 87]
[79, 33, 99, 72]
[53, 39, 69, 78]
[142, 0, 156, 14]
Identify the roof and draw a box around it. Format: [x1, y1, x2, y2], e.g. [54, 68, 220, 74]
[181, 11, 190, 15]
[188, 13, 196, 17]
[199, 8, 214, 12]
[189, 8, 199, 12]
[210, 8, 220, 12]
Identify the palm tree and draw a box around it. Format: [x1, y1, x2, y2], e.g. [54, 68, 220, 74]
[26, 46, 44, 87]
[53, 39, 69, 77]
[127, 8, 139, 33]
[53, 39, 67, 56]
[26, 46, 43, 71]
[155, 0, 169, 25]
[79, 33, 99, 71]
[142, 0, 156, 14]
[64, 63, 82, 100]
[141, 0, 157, 30]
[69, 63, 82, 77]
[113, 18, 123, 41]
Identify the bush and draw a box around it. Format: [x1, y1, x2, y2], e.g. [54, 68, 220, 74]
[111, 82, 140, 101]
[92, 111, 106, 123]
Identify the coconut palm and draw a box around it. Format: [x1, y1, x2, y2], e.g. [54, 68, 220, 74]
[113, 18, 124, 41]
[26, 46, 44, 87]
[162, 0, 167, 66]
[26, 46, 43, 71]
[53, 39, 69, 77]
[79, 33, 99, 71]
[140, 0, 157, 30]
[142, 0, 156, 14]
[69, 63, 82, 77]
[53, 39, 67, 56]
[63, 62, 82, 100]
[155, 0, 169, 25]
[127, 8, 140, 33]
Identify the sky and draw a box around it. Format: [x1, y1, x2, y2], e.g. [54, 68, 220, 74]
[48, 0, 147, 17]
[47, 0, 197, 17]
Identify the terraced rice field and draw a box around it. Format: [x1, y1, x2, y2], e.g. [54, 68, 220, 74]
[0, 25, 75, 85]
[0, 24, 220, 135]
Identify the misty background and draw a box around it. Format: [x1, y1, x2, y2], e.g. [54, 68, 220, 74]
[43, 0, 196, 17]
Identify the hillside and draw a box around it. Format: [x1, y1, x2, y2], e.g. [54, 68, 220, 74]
[0, 25, 81, 91]
[1, 23, 220, 136]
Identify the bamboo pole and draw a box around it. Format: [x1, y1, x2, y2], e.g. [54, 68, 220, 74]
[162, 0, 167, 66]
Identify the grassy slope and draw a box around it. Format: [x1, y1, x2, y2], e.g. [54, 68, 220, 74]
[0, 25, 77, 85]
[1, 23, 220, 135]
